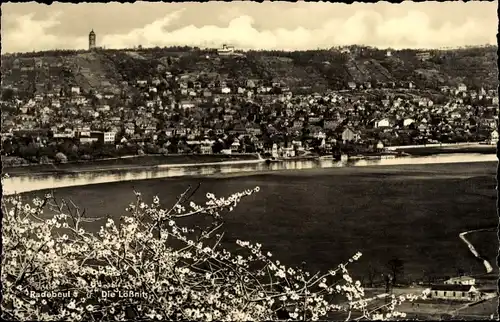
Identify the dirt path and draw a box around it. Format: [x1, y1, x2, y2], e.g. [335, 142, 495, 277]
[459, 228, 494, 274]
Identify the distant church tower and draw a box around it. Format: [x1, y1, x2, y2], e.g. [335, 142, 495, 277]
[89, 29, 96, 50]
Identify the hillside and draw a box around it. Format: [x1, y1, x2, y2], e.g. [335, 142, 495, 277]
[1, 46, 498, 94]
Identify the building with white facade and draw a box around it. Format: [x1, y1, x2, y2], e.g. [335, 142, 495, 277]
[430, 284, 480, 301]
[217, 44, 235, 56]
[375, 118, 391, 128]
[444, 276, 476, 286]
[104, 132, 116, 144]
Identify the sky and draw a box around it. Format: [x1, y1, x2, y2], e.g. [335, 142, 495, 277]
[1, 1, 498, 53]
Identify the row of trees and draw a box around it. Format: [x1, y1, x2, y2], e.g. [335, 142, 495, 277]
[365, 258, 477, 290]
[2, 139, 134, 165]
[364, 258, 405, 289]
[2, 133, 260, 166]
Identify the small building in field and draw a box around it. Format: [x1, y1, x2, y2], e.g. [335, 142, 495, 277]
[444, 276, 476, 286]
[430, 284, 481, 301]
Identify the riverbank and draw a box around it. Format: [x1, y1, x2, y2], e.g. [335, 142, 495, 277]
[3, 143, 496, 178]
[388, 143, 497, 156]
[4, 153, 497, 195]
[2, 153, 262, 177]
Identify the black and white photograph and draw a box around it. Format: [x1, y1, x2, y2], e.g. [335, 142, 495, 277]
[1, 1, 498, 320]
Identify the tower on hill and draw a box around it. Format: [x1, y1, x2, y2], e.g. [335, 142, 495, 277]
[89, 29, 96, 50]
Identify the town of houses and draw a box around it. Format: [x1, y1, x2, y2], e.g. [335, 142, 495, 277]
[1, 52, 499, 165]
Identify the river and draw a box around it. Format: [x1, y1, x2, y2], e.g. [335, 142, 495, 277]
[2, 152, 498, 280]
[3, 153, 497, 195]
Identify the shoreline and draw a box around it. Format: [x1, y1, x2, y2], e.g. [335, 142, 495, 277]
[2, 153, 264, 177]
[388, 143, 497, 156]
[386, 142, 496, 150]
[3, 157, 497, 197]
[2, 145, 497, 178]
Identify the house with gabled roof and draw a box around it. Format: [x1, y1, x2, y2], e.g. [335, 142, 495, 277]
[375, 118, 391, 128]
[430, 284, 480, 302]
[341, 127, 360, 143]
[444, 276, 475, 286]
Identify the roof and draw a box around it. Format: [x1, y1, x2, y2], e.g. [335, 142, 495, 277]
[342, 127, 358, 134]
[446, 276, 475, 282]
[431, 284, 476, 292]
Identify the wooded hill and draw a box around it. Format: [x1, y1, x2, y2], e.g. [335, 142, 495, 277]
[1, 45, 497, 94]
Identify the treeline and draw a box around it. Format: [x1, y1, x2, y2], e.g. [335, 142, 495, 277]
[1, 132, 259, 167]
[4, 49, 87, 58]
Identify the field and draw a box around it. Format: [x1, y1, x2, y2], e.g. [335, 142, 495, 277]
[452, 297, 499, 319]
[336, 284, 498, 320]
[20, 161, 498, 284]
[395, 297, 499, 320]
[3, 154, 260, 176]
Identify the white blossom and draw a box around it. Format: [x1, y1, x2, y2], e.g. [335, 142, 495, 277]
[0, 187, 409, 321]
